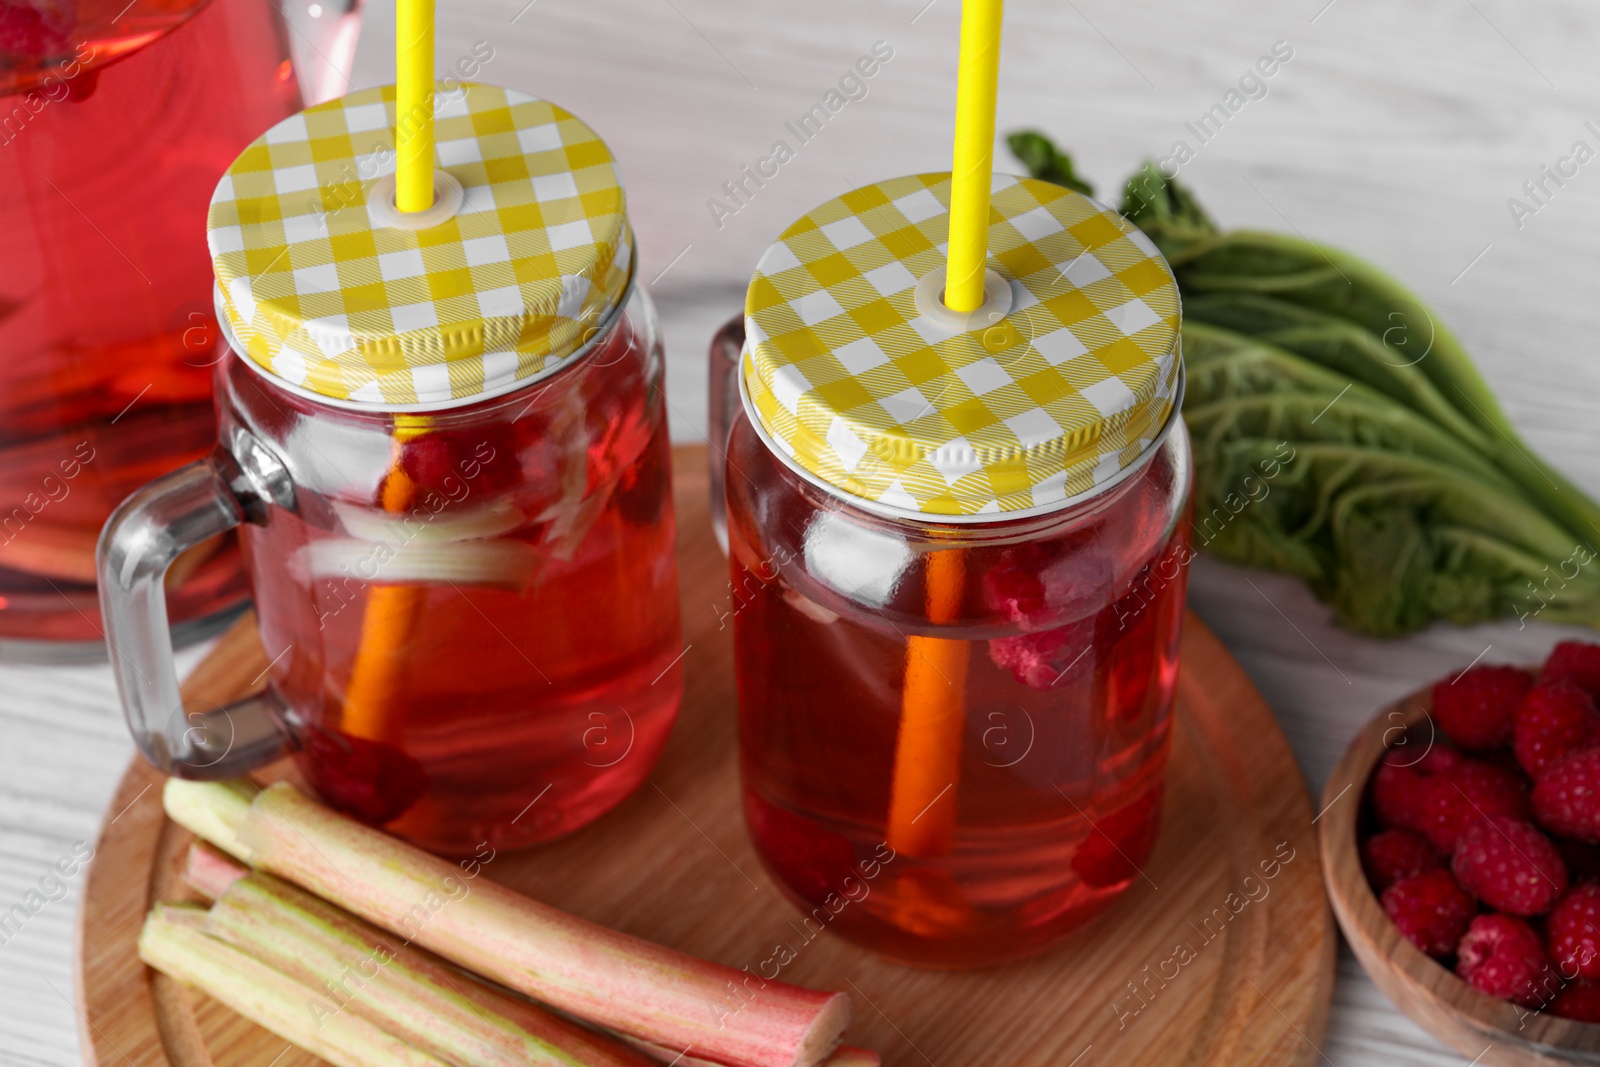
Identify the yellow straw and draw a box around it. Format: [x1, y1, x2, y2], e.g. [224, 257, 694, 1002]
[395, 0, 436, 213]
[884, 0, 1004, 879]
[943, 0, 1004, 313]
[345, 4, 437, 745]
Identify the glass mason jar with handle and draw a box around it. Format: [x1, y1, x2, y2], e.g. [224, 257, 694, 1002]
[99, 83, 683, 855]
[721, 173, 1191, 966]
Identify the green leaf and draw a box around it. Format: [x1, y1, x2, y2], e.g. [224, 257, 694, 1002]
[1184, 294, 1494, 452]
[1324, 481, 1600, 635]
[1118, 162, 1218, 261]
[1006, 131, 1095, 196]
[1003, 131, 1600, 634]
[1192, 438, 1595, 634]
[1183, 391, 1514, 494]
[1171, 231, 1502, 435]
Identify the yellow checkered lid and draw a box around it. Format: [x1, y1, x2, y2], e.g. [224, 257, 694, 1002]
[742, 172, 1182, 518]
[206, 82, 633, 409]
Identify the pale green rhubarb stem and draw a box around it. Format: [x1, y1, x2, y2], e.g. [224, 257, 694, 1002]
[295, 539, 539, 591]
[139, 904, 448, 1067]
[164, 779, 852, 1067]
[183, 847, 878, 1067]
[211, 872, 653, 1067]
[181, 846, 879, 1067]
[169, 778, 257, 861]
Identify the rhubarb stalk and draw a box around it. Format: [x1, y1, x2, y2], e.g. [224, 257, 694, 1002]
[297, 537, 538, 591]
[627, 1037, 880, 1067]
[184, 840, 248, 899]
[179, 846, 876, 1067]
[164, 778, 852, 1067]
[204, 869, 655, 1067]
[168, 778, 257, 862]
[139, 904, 448, 1067]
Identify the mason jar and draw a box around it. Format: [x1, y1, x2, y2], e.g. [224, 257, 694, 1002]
[99, 83, 683, 855]
[719, 173, 1191, 966]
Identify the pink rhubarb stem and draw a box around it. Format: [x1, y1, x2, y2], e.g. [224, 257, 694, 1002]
[205, 870, 656, 1067]
[184, 831, 876, 1067]
[184, 841, 249, 900]
[165, 779, 851, 1067]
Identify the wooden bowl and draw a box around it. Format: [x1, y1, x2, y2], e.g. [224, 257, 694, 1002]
[1320, 680, 1600, 1066]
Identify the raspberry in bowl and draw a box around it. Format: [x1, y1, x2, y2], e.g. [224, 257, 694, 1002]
[1321, 641, 1600, 1064]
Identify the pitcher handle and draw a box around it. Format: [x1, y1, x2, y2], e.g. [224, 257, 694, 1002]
[97, 427, 296, 779]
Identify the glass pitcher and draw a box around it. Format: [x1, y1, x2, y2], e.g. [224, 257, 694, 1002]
[0, 0, 361, 655]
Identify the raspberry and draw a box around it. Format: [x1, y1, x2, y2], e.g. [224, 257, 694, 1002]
[395, 425, 521, 500]
[1417, 759, 1532, 854]
[1551, 981, 1600, 1022]
[1534, 749, 1600, 844]
[1450, 816, 1568, 916]
[1072, 787, 1163, 889]
[1381, 868, 1476, 959]
[0, 0, 76, 58]
[614, 434, 669, 527]
[1456, 913, 1558, 1008]
[987, 616, 1098, 690]
[299, 727, 427, 826]
[1361, 829, 1440, 892]
[1548, 883, 1600, 981]
[1371, 745, 1463, 833]
[1542, 641, 1600, 697]
[1413, 746, 1468, 776]
[743, 791, 858, 903]
[1372, 763, 1429, 833]
[1433, 665, 1534, 750]
[984, 542, 1055, 623]
[1514, 681, 1600, 777]
[981, 537, 1101, 626]
[1372, 746, 1530, 853]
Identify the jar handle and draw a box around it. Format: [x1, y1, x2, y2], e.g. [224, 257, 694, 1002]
[707, 314, 746, 555]
[97, 429, 296, 779]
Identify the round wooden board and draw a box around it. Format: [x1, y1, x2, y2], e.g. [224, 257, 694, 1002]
[76, 445, 1335, 1067]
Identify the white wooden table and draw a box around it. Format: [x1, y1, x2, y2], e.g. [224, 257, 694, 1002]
[4, 0, 1600, 1063]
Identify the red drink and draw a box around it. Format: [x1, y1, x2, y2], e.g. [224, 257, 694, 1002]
[221, 313, 684, 855]
[727, 414, 1191, 966]
[0, 0, 301, 646]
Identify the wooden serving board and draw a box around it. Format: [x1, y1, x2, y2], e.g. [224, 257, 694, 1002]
[76, 445, 1335, 1067]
